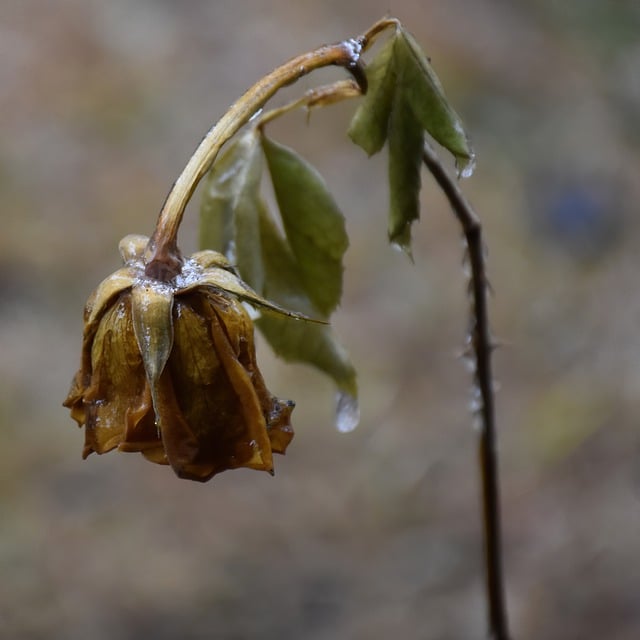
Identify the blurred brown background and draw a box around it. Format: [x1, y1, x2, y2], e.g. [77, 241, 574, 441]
[2, 1, 640, 638]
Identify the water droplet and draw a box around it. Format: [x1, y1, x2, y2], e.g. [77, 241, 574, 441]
[335, 391, 360, 433]
[462, 353, 476, 374]
[390, 241, 413, 261]
[461, 254, 472, 278]
[456, 152, 476, 180]
[468, 385, 483, 413]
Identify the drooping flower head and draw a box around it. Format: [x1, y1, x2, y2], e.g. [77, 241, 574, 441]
[64, 234, 307, 481]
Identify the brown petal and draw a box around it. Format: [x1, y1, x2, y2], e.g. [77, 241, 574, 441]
[117, 383, 164, 458]
[79, 293, 153, 458]
[84, 267, 137, 328]
[265, 399, 295, 454]
[222, 296, 295, 455]
[154, 291, 276, 480]
[118, 234, 149, 263]
[64, 271, 136, 419]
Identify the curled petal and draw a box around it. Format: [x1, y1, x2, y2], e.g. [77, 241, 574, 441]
[266, 399, 295, 454]
[73, 294, 152, 457]
[119, 234, 149, 264]
[191, 267, 322, 323]
[189, 250, 234, 270]
[117, 383, 163, 457]
[85, 267, 137, 329]
[153, 292, 278, 480]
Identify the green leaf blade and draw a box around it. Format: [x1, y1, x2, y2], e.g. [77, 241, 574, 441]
[256, 203, 357, 402]
[347, 35, 397, 156]
[396, 28, 475, 177]
[387, 90, 424, 255]
[201, 132, 357, 414]
[262, 136, 348, 317]
[200, 131, 265, 290]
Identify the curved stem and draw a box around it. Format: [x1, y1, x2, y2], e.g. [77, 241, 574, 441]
[144, 45, 362, 280]
[422, 142, 510, 640]
[144, 16, 400, 281]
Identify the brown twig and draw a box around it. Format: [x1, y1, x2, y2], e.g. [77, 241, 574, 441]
[422, 142, 510, 640]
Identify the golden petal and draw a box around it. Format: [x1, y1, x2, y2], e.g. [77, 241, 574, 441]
[81, 293, 149, 457]
[189, 250, 233, 270]
[189, 267, 321, 322]
[131, 281, 174, 390]
[266, 399, 295, 454]
[118, 234, 149, 264]
[85, 267, 137, 329]
[140, 447, 169, 465]
[118, 383, 162, 453]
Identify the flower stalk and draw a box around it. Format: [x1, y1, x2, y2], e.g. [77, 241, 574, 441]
[144, 39, 371, 281]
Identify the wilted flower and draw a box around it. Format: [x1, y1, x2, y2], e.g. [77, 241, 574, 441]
[64, 234, 303, 482]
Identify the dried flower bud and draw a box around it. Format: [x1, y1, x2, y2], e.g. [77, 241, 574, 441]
[63, 235, 306, 482]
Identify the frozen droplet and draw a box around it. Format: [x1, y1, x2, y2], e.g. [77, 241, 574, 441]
[335, 391, 360, 433]
[468, 388, 483, 413]
[461, 254, 472, 279]
[462, 353, 477, 374]
[469, 398, 482, 414]
[242, 301, 261, 320]
[390, 241, 414, 261]
[456, 152, 476, 180]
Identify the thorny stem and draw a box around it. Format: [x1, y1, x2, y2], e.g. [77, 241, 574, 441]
[422, 142, 510, 640]
[144, 17, 399, 281]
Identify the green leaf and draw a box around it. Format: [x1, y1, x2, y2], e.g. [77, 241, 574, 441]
[394, 28, 475, 177]
[262, 136, 348, 317]
[347, 35, 397, 155]
[200, 136, 357, 408]
[200, 131, 265, 291]
[256, 203, 357, 400]
[387, 87, 424, 255]
[347, 26, 475, 253]
[348, 27, 473, 175]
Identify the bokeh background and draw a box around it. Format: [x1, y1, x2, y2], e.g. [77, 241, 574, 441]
[2, 1, 640, 638]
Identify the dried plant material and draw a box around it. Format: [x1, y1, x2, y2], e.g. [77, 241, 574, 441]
[64, 235, 301, 481]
